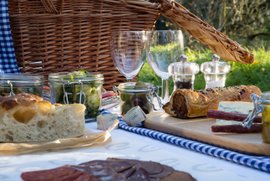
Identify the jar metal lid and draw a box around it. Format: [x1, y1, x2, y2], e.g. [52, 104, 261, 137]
[0, 73, 43, 84]
[117, 82, 156, 93]
[48, 71, 104, 83]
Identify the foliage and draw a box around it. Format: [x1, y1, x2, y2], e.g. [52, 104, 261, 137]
[149, 43, 183, 77]
[138, 48, 270, 93]
[156, 0, 270, 49]
[138, 59, 174, 96]
[226, 48, 270, 91]
[143, 0, 270, 93]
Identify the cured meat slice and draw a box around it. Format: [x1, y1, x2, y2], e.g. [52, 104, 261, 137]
[21, 158, 196, 181]
[207, 110, 262, 123]
[211, 124, 262, 133]
[21, 166, 92, 181]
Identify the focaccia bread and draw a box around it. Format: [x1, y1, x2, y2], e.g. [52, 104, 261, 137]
[163, 85, 261, 118]
[0, 93, 86, 143]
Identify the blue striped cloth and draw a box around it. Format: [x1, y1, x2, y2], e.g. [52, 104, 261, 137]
[100, 110, 270, 173]
[0, 0, 20, 73]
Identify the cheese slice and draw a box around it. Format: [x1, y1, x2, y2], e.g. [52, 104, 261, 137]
[215, 101, 254, 125]
[218, 101, 254, 114]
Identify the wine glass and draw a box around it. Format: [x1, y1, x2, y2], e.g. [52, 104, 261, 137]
[147, 30, 184, 103]
[110, 31, 149, 81]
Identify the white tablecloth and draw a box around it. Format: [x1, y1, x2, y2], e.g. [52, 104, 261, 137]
[0, 123, 269, 181]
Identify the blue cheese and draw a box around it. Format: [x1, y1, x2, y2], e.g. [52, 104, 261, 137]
[215, 101, 254, 125]
[218, 101, 253, 114]
[215, 119, 242, 125]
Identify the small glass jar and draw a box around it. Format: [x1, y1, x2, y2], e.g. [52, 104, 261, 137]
[115, 82, 160, 115]
[200, 54, 231, 89]
[261, 92, 270, 144]
[49, 71, 104, 120]
[0, 73, 44, 96]
[168, 55, 199, 90]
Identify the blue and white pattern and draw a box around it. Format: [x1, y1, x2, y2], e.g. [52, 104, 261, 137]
[0, 0, 20, 73]
[100, 109, 270, 173]
[93, 108, 270, 174]
[117, 120, 270, 173]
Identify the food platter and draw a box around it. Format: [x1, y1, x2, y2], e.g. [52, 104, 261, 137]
[144, 111, 270, 156]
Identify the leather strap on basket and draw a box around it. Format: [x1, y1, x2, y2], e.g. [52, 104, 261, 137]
[41, 0, 63, 14]
[159, 0, 254, 64]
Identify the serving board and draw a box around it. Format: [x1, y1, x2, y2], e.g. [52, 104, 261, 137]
[144, 112, 270, 156]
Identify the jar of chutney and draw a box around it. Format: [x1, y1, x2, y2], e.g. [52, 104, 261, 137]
[261, 92, 270, 144]
[115, 82, 161, 115]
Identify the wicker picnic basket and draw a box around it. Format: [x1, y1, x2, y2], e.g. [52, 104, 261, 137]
[8, 0, 253, 90]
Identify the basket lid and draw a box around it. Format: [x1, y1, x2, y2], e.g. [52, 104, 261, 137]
[159, 0, 254, 64]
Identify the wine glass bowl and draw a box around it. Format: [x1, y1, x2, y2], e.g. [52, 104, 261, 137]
[147, 30, 184, 103]
[110, 31, 149, 81]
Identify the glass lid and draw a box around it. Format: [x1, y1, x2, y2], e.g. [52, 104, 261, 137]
[117, 82, 156, 93]
[168, 54, 199, 75]
[201, 54, 231, 74]
[49, 71, 104, 83]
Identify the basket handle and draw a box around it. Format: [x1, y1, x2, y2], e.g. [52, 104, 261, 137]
[159, 0, 254, 64]
[41, 0, 63, 14]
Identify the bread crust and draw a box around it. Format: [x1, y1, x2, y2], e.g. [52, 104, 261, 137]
[164, 85, 261, 118]
[0, 93, 85, 143]
[0, 93, 43, 110]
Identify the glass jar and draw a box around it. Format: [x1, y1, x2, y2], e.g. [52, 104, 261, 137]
[168, 55, 199, 90]
[261, 92, 270, 144]
[49, 71, 104, 120]
[200, 54, 231, 89]
[115, 82, 160, 115]
[0, 73, 44, 96]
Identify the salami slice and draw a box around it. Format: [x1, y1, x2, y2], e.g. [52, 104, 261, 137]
[21, 158, 196, 181]
[21, 166, 87, 181]
[211, 124, 262, 133]
[207, 110, 262, 123]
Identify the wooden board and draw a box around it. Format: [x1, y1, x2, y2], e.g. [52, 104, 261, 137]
[144, 112, 270, 156]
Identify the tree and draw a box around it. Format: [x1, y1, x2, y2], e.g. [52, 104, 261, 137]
[156, 0, 270, 49]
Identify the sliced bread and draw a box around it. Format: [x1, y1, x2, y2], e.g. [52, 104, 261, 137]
[0, 93, 85, 143]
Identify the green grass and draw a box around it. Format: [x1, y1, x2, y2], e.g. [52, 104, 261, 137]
[138, 48, 270, 93]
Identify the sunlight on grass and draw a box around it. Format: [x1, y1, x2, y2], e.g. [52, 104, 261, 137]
[139, 48, 270, 92]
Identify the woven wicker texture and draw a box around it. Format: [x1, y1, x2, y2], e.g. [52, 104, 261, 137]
[159, 0, 253, 64]
[9, 0, 253, 90]
[8, 0, 160, 89]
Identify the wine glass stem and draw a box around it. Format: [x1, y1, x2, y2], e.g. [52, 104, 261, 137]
[161, 79, 169, 104]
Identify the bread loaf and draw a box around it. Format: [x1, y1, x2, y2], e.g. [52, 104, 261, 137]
[0, 93, 86, 143]
[163, 85, 261, 118]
